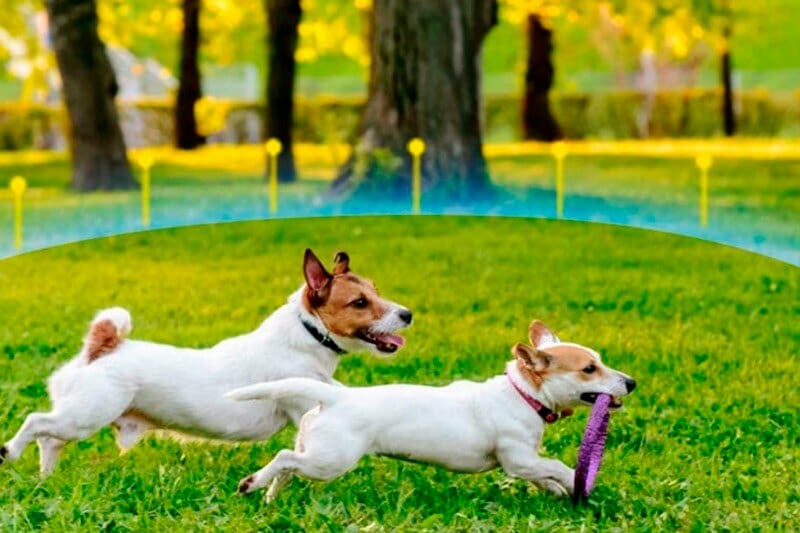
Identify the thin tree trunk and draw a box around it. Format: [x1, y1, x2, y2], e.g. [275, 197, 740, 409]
[265, 0, 300, 182]
[175, 0, 203, 149]
[46, 0, 135, 190]
[521, 13, 560, 141]
[333, 0, 497, 199]
[720, 24, 735, 136]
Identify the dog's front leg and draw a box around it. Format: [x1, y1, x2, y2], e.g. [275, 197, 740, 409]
[498, 444, 575, 497]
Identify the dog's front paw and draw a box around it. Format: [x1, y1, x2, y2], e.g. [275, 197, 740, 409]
[539, 478, 570, 497]
[562, 468, 575, 496]
[238, 474, 256, 494]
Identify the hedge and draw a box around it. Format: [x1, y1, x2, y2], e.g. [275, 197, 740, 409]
[1, 89, 799, 150]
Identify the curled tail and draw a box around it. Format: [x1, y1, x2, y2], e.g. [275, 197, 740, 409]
[226, 378, 343, 408]
[83, 307, 132, 363]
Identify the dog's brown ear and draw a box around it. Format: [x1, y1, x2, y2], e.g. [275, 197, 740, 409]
[529, 320, 560, 347]
[304, 249, 332, 302]
[512, 342, 550, 373]
[332, 251, 350, 275]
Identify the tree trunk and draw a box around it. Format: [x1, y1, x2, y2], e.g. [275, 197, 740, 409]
[175, 0, 203, 149]
[265, 0, 300, 182]
[720, 24, 735, 136]
[46, 0, 135, 190]
[333, 0, 498, 199]
[521, 13, 560, 141]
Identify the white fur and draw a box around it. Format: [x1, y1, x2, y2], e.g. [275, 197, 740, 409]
[1, 286, 407, 477]
[230, 350, 634, 502]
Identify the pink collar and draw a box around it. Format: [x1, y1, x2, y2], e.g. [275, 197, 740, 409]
[505, 372, 572, 424]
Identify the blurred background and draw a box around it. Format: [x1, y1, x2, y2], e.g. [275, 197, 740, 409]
[0, 0, 797, 262]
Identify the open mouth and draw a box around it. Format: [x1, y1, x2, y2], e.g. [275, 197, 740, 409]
[356, 330, 406, 353]
[580, 392, 623, 408]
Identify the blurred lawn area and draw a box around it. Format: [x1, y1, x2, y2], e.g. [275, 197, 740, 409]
[490, 154, 800, 218]
[0, 144, 797, 262]
[2, 144, 797, 215]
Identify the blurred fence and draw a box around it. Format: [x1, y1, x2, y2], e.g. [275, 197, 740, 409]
[2, 88, 800, 150]
[3, 140, 799, 265]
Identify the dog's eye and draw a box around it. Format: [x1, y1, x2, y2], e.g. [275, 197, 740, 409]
[352, 298, 368, 309]
[582, 364, 597, 374]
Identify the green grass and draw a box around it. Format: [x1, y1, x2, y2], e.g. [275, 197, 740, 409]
[0, 216, 798, 530]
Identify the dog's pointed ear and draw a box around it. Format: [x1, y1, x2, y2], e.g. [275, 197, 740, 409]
[304, 249, 332, 294]
[512, 342, 550, 373]
[529, 320, 560, 347]
[332, 251, 350, 275]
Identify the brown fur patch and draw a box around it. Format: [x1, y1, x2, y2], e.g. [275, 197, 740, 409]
[529, 320, 555, 347]
[515, 342, 606, 389]
[302, 273, 389, 338]
[332, 251, 350, 275]
[517, 359, 545, 389]
[543, 345, 600, 371]
[513, 343, 549, 389]
[85, 319, 123, 362]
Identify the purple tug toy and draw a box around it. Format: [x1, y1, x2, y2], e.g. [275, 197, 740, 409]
[573, 393, 613, 503]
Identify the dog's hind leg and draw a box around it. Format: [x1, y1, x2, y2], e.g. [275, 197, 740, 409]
[37, 437, 66, 477]
[3, 380, 134, 471]
[265, 471, 293, 503]
[113, 413, 155, 452]
[4, 411, 89, 464]
[238, 444, 362, 501]
[238, 450, 301, 495]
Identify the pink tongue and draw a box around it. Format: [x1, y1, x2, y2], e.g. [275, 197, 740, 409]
[375, 333, 405, 347]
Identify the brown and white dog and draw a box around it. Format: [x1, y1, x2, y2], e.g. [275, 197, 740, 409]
[1, 249, 412, 477]
[228, 320, 636, 502]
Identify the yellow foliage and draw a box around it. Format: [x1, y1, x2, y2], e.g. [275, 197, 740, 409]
[498, 0, 561, 28]
[166, 7, 183, 33]
[295, 18, 360, 63]
[295, 48, 318, 62]
[342, 35, 364, 59]
[194, 97, 230, 137]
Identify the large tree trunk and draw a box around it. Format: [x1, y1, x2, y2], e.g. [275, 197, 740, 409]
[333, 0, 498, 198]
[265, 0, 300, 182]
[521, 13, 560, 141]
[175, 0, 203, 149]
[720, 23, 735, 136]
[46, 0, 135, 190]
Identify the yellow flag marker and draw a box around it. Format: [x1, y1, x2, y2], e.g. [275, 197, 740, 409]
[552, 141, 568, 218]
[265, 138, 283, 215]
[10, 175, 26, 251]
[695, 154, 712, 227]
[407, 138, 426, 214]
[136, 153, 155, 228]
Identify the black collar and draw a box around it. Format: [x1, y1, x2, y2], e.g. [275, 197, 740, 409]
[300, 317, 347, 355]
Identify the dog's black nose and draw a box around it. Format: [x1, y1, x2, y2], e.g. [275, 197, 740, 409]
[399, 309, 413, 325]
[625, 378, 637, 393]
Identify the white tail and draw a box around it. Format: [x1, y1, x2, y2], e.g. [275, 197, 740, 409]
[226, 378, 343, 407]
[83, 307, 132, 362]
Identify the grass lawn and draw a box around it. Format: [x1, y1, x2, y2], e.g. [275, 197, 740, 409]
[0, 216, 798, 530]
